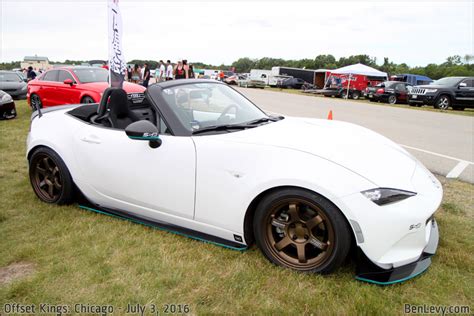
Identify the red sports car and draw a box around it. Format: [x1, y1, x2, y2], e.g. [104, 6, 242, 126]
[27, 67, 145, 109]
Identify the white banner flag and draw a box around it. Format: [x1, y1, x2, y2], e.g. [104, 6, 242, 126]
[108, 0, 126, 88]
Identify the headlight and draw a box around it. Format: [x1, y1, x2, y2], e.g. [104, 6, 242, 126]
[424, 89, 438, 93]
[361, 188, 416, 206]
[1, 93, 12, 103]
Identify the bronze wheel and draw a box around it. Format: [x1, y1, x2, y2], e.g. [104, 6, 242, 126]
[254, 189, 351, 274]
[29, 147, 74, 204]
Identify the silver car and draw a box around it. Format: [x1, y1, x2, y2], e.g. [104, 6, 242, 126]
[0, 70, 27, 99]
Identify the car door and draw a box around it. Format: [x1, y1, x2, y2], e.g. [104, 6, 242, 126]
[73, 123, 196, 221]
[455, 79, 474, 106]
[57, 70, 80, 104]
[39, 70, 60, 106]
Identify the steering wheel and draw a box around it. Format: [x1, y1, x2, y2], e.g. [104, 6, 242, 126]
[217, 104, 239, 123]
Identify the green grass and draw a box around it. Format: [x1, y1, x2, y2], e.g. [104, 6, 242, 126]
[264, 87, 474, 117]
[1, 101, 473, 314]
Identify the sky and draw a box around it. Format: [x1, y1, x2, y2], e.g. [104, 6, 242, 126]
[1, 0, 473, 67]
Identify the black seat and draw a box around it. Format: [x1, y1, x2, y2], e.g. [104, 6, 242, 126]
[108, 89, 140, 129]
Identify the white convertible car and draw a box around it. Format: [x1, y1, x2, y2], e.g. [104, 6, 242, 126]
[27, 80, 442, 285]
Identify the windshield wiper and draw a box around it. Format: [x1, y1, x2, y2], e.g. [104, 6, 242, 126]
[192, 124, 252, 135]
[243, 116, 283, 126]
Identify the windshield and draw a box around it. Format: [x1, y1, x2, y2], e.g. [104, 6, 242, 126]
[161, 83, 268, 132]
[0, 73, 22, 82]
[73, 68, 108, 83]
[431, 77, 462, 86]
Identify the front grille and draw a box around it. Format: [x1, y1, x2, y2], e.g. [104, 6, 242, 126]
[411, 88, 426, 95]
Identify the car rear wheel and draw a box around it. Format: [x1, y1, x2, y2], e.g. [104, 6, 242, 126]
[434, 95, 450, 110]
[388, 95, 397, 104]
[254, 188, 351, 274]
[29, 147, 74, 205]
[81, 96, 95, 104]
[30, 94, 42, 110]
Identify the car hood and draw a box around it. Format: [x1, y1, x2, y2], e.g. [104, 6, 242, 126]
[78, 82, 146, 93]
[216, 117, 417, 189]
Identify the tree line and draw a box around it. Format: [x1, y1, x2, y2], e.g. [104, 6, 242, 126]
[230, 54, 474, 79]
[1, 54, 472, 79]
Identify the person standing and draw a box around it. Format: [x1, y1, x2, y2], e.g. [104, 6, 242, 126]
[142, 63, 151, 87]
[166, 60, 173, 80]
[188, 64, 195, 79]
[26, 66, 36, 82]
[174, 60, 188, 80]
[131, 64, 141, 83]
[157, 60, 166, 82]
[127, 65, 132, 82]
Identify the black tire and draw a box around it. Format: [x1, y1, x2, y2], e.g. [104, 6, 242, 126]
[388, 95, 397, 104]
[352, 91, 360, 100]
[253, 188, 351, 274]
[434, 95, 451, 110]
[81, 96, 95, 104]
[29, 147, 74, 205]
[30, 94, 42, 111]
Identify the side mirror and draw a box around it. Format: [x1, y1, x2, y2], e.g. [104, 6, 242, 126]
[458, 82, 467, 88]
[125, 120, 162, 148]
[64, 78, 74, 85]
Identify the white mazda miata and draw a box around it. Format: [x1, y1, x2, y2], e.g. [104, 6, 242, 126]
[27, 80, 442, 285]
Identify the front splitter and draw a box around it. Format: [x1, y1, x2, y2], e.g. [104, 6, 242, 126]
[355, 219, 439, 285]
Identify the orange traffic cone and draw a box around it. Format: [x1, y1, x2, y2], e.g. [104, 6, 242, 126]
[327, 110, 333, 120]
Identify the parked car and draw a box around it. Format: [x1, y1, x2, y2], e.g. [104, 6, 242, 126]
[27, 67, 145, 109]
[268, 75, 292, 87]
[238, 77, 266, 89]
[224, 74, 239, 85]
[408, 77, 474, 110]
[278, 77, 306, 89]
[0, 90, 16, 120]
[27, 79, 442, 284]
[366, 81, 412, 104]
[390, 74, 433, 86]
[0, 70, 27, 99]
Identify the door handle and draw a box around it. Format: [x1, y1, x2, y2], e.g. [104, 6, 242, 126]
[81, 135, 101, 144]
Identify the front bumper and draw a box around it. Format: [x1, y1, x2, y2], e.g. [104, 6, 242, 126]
[0, 101, 17, 120]
[355, 218, 438, 285]
[408, 94, 436, 105]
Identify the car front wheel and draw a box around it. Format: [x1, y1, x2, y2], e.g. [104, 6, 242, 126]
[29, 147, 74, 204]
[254, 188, 351, 274]
[434, 95, 451, 110]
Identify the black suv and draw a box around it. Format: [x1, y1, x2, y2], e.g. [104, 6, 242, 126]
[408, 77, 474, 110]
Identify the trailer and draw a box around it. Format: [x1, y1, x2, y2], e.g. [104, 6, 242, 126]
[271, 67, 330, 88]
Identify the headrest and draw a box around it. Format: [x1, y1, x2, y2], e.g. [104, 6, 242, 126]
[96, 87, 121, 118]
[109, 89, 129, 117]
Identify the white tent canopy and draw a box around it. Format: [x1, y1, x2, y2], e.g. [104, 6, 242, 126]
[330, 63, 388, 78]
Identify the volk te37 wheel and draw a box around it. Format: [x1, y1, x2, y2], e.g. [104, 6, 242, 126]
[254, 189, 351, 274]
[29, 147, 74, 205]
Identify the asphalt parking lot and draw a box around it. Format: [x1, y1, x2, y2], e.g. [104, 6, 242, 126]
[237, 87, 474, 184]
